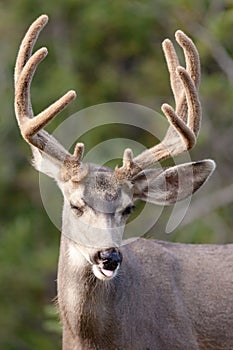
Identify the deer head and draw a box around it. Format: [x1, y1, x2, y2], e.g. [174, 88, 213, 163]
[14, 15, 215, 281]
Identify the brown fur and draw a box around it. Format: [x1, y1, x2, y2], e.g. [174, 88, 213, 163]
[58, 237, 233, 350]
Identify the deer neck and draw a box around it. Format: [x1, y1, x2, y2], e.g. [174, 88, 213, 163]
[57, 234, 121, 348]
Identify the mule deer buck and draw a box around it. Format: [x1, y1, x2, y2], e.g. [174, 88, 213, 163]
[15, 15, 233, 350]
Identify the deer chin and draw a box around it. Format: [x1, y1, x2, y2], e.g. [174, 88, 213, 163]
[92, 263, 120, 281]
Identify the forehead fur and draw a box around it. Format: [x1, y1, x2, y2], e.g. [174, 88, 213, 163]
[62, 164, 134, 215]
[86, 171, 119, 201]
[70, 165, 133, 214]
[83, 165, 132, 202]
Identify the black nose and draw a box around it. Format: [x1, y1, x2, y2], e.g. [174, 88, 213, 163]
[94, 248, 122, 271]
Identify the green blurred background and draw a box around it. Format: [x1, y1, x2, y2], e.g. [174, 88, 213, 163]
[0, 0, 233, 349]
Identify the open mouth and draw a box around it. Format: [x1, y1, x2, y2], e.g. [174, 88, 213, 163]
[92, 248, 122, 280]
[92, 262, 121, 280]
[100, 263, 120, 278]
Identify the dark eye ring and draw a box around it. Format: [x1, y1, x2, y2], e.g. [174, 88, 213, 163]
[122, 205, 136, 217]
[70, 203, 84, 216]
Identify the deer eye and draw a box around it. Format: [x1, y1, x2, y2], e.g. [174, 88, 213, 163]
[70, 203, 84, 216]
[122, 205, 136, 217]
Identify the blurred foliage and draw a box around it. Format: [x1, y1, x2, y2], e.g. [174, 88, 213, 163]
[0, 0, 233, 348]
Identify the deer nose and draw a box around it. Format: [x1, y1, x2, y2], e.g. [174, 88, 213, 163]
[94, 248, 122, 271]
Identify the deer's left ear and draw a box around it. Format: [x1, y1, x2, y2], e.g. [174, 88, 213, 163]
[132, 159, 215, 205]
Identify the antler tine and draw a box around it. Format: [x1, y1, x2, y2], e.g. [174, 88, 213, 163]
[162, 30, 201, 140]
[176, 30, 200, 90]
[14, 15, 49, 126]
[116, 31, 201, 179]
[173, 31, 201, 136]
[14, 15, 78, 164]
[161, 37, 183, 108]
[14, 14, 48, 85]
[162, 31, 200, 113]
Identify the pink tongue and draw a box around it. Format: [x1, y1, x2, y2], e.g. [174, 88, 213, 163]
[101, 269, 114, 278]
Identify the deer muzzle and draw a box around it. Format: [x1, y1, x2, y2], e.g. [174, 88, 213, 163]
[92, 247, 122, 280]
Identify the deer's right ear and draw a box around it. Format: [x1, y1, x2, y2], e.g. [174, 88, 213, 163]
[133, 160, 215, 205]
[31, 142, 88, 184]
[31, 146, 65, 181]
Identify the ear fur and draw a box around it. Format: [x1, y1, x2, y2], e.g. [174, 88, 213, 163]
[133, 159, 215, 205]
[31, 147, 64, 181]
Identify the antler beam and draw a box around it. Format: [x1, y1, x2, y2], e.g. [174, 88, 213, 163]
[14, 15, 84, 168]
